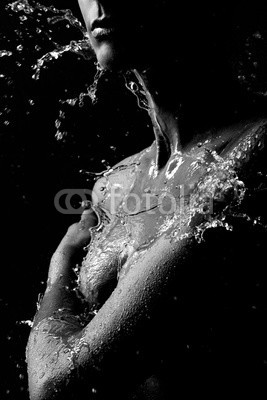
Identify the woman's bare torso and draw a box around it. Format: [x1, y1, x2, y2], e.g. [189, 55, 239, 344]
[79, 119, 266, 301]
[79, 118, 267, 398]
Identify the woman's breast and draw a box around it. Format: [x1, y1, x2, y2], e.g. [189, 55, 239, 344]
[78, 218, 129, 306]
[79, 119, 267, 308]
[78, 198, 185, 306]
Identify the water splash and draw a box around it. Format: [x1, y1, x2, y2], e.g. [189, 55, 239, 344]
[8, 0, 35, 13]
[124, 70, 151, 112]
[58, 63, 104, 109]
[55, 65, 106, 144]
[32, 38, 92, 80]
[9, 0, 84, 32]
[10, 0, 106, 141]
[3, 0, 102, 145]
[20, 0, 93, 80]
[19, 320, 34, 327]
[6, 0, 94, 81]
[0, 50, 13, 57]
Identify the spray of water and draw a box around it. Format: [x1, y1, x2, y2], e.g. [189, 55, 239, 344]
[0, 50, 13, 57]
[1, 0, 97, 133]
[9, 0, 93, 80]
[8, 0, 106, 141]
[32, 38, 92, 80]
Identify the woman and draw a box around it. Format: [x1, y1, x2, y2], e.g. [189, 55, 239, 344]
[27, 1, 267, 399]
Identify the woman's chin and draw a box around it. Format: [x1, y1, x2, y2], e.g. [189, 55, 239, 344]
[96, 42, 118, 70]
[96, 42, 131, 71]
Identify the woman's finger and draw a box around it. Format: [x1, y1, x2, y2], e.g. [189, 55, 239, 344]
[79, 207, 98, 231]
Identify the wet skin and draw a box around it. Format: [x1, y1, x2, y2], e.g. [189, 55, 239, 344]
[27, 114, 267, 399]
[79, 129, 242, 304]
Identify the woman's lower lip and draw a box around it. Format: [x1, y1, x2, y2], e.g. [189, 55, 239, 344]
[92, 27, 115, 39]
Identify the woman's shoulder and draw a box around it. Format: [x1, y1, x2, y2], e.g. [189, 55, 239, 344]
[111, 141, 157, 170]
[216, 119, 267, 195]
[194, 118, 267, 185]
[202, 118, 267, 227]
[91, 142, 156, 209]
[215, 118, 267, 161]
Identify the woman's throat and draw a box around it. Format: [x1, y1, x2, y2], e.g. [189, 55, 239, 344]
[124, 68, 179, 172]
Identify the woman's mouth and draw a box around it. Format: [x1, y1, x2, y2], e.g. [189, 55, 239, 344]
[92, 27, 116, 40]
[91, 18, 116, 40]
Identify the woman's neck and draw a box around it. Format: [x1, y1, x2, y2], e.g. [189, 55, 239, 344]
[130, 69, 182, 170]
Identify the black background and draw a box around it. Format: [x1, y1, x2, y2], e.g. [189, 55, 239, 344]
[1, 1, 267, 398]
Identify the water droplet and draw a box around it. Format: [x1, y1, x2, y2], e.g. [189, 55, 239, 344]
[55, 119, 61, 129]
[55, 131, 67, 140]
[0, 50, 12, 58]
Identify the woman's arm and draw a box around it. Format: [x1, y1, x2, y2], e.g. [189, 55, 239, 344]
[33, 209, 98, 324]
[27, 208, 196, 400]
[27, 209, 99, 399]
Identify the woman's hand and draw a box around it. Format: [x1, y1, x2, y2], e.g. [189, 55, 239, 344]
[58, 208, 98, 250]
[33, 208, 98, 327]
[46, 208, 98, 290]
